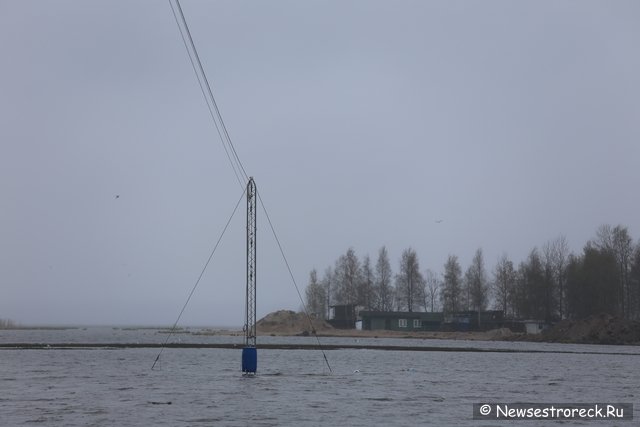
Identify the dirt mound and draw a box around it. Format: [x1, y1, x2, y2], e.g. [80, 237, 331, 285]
[480, 328, 515, 340]
[256, 310, 334, 335]
[542, 313, 640, 345]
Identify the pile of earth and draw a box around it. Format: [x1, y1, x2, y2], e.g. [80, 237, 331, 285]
[540, 313, 640, 345]
[478, 327, 515, 340]
[256, 310, 334, 335]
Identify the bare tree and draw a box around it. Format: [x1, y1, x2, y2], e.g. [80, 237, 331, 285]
[613, 226, 633, 319]
[395, 248, 425, 312]
[515, 248, 549, 321]
[542, 236, 570, 320]
[305, 269, 326, 319]
[593, 224, 614, 251]
[630, 241, 640, 320]
[592, 224, 634, 318]
[492, 254, 516, 318]
[0, 318, 17, 329]
[465, 248, 489, 313]
[425, 269, 440, 312]
[359, 255, 376, 310]
[321, 266, 333, 319]
[441, 255, 462, 314]
[566, 244, 618, 319]
[541, 242, 558, 322]
[375, 246, 394, 311]
[333, 248, 362, 306]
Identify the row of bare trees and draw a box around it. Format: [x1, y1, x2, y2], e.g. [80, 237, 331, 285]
[494, 225, 640, 322]
[305, 246, 426, 318]
[305, 224, 640, 321]
[0, 318, 17, 329]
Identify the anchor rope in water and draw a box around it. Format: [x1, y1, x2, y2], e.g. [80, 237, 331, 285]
[151, 187, 246, 370]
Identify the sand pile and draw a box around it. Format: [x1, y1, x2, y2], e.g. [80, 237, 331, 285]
[480, 327, 514, 340]
[256, 310, 334, 335]
[542, 313, 640, 345]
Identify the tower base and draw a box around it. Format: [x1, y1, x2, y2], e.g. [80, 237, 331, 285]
[242, 347, 257, 374]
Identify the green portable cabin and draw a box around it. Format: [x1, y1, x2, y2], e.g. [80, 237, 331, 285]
[360, 311, 444, 331]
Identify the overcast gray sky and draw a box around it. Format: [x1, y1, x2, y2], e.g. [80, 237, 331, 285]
[1, 1, 639, 326]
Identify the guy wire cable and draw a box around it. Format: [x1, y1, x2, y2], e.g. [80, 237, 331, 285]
[152, 187, 246, 370]
[257, 191, 333, 373]
[168, 0, 332, 373]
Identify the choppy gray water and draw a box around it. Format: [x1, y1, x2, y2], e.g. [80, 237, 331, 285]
[1, 328, 638, 426]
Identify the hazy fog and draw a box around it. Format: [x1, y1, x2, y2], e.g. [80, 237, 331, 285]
[1, 1, 639, 325]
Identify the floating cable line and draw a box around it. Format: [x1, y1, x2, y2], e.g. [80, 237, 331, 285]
[151, 187, 246, 370]
[169, 0, 248, 189]
[170, 0, 246, 185]
[168, 0, 332, 374]
[257, 192, 333, 374]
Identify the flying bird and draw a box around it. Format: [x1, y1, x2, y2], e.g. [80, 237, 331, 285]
[435, 219, 443, 223]
[115, 195, 120, 199]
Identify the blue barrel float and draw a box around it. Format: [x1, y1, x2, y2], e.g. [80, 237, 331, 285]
[242, 347, 257, 374]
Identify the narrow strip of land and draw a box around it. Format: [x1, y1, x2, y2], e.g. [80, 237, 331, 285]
[0, 342, 638, 356]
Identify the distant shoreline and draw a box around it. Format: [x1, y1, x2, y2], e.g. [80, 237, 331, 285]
[2, 324, 638, 346]
[0, 325, 242, 331]
[0, 342, 637, 355]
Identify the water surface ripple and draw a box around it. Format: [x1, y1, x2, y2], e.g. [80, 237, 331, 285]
[1, 328, 637, 426]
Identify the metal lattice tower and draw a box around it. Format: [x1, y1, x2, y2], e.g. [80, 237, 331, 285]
[245, 177, 257, 348]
